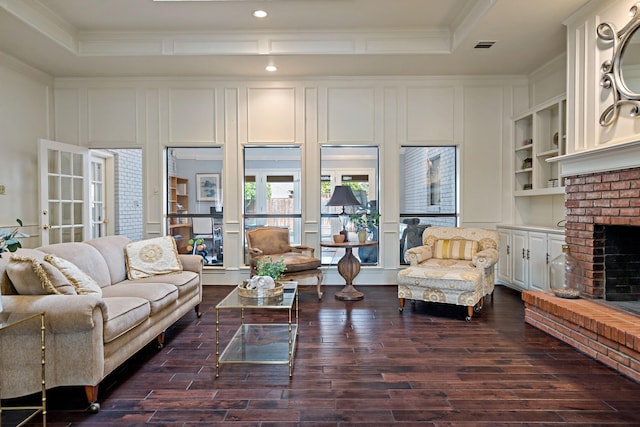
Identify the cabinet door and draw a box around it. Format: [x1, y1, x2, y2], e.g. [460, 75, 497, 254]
[547, 233, 565, 289]
[497, 229, 512, 283]
[528, 232, 548, 291]
[511, 230, 528, 290]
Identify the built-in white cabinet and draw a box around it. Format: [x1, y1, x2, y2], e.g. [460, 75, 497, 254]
[513, 95, 566, 196]
[497, 225, 565, 292]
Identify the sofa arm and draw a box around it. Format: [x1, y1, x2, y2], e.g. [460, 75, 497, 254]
[1, 294, 107, 333]
[473, 248, 499, 269]
[405, 245, 433, 266]
[179, 254, 204, 273]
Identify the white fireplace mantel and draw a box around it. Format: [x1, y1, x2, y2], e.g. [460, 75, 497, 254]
[549, 140, 640, 177]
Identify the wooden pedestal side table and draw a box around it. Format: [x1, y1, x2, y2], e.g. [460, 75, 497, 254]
[0, 311, 46, 427]
[320, 240, 378, 301]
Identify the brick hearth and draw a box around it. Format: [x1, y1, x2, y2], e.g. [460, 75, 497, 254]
[523, 291, 640, 382]
[523, 166, 640, 383]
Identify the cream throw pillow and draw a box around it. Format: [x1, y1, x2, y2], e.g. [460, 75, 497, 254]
[44, 254, 102, 295]
[125, 236, 183, 280]
[434, 239, 478, 260]
[6, 251, 77, 295]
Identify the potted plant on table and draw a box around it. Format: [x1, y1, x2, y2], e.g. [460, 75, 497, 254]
[240, 256, 287, 297]
[350, 210, 380, 242]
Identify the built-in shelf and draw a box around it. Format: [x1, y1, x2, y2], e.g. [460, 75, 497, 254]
[514, 186, 565, 197]
[512, 94, 566, 194]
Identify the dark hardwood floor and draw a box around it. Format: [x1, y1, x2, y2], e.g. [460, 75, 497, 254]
[6, 284, 640, 426]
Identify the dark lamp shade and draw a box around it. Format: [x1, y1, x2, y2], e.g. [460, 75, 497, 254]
[326, 186, 361, 207]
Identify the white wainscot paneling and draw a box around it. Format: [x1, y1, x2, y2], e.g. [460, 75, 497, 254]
[169, 88, 215, 143]
[327, 87, 375, 142]
[462, 86, 503, 223]
[54, 88, 80, 145]
[406, 86, 454, 142]
[88, 88, 137, 144]
[247, 87, 295, 143]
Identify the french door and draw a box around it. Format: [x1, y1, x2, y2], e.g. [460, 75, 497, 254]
[38, 139, 91, 245]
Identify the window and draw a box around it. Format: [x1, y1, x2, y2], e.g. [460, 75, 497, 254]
[399, 146, 457, 264]
[243, 146, 302, 264]
[320, 146, 379, 265]
[166, 147, 224, 266]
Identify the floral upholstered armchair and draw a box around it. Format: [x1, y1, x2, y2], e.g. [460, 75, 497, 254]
[397, 226, 499, 321]
[246, 226, 324, 299]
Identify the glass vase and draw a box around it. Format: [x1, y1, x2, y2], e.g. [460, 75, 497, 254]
[548, 245, 584, 298]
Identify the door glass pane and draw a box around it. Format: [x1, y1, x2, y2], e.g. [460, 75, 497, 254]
[49, 202, 59, 225]
[399, 146, 458, 264]
[49, 228, 60, 244]
[61, 151, 72, 175]
[61, 177, 72, 200]
[73, 177, 83, 200]
[48, 149, 59, 173]
[48, 176, 59, 199]
[62, 202, 72, 225]
[73, 153, 83, 176]
[320, 146, 379, 265]
[74, 203, 83, 225]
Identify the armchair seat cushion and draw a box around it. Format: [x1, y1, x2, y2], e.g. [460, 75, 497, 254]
[253, 253, 321, 273]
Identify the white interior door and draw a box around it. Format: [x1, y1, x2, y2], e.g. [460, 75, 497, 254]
[38, 139, 90, 245]
[89, 151, 115, 238]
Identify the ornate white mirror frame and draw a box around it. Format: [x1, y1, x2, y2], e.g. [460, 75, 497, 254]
[597, 2, 640, 126]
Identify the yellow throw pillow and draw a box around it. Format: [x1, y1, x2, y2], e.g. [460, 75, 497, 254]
[6, 251, 77, 295]
[44, 254, 102, 295]
[125, 236, 183, 280]
[434, 239, 478, 260]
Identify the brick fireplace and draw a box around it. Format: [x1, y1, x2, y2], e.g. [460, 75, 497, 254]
[523, 160, 640, 383]
[564, 167, 640, 300]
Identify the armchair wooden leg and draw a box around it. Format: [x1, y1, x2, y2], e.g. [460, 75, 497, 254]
[194, 304, 202, 318]
[316, 271, 324, 300]
[465, 306, 474, 322]
[399, 298, 405, 312]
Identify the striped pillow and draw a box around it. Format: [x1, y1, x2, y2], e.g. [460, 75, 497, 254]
[434, 239, 478, 260]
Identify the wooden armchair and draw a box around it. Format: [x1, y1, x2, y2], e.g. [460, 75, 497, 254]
[246, 226, 324, 299]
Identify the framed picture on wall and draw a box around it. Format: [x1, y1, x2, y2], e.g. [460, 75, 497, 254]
[196, 173, 221, 203]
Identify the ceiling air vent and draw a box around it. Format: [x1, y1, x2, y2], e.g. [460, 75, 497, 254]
[474, 41, 496, 49]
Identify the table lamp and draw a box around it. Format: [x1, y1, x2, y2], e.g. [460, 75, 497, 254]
[326, 185, 361, 242]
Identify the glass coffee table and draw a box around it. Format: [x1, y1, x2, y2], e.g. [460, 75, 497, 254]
[215, 281, 298, 377]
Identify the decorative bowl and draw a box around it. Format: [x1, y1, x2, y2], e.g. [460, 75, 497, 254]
[237, 281, 284, 298]
[332, 234, 345, 243]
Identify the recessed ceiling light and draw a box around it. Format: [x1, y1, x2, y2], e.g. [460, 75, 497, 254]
[253, 10, 268, 18]
[265, 65, 278, 72]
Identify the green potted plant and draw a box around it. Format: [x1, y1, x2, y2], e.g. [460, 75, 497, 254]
[240, 256, 287, 297]
[256, 255, 287, 283]
[0, 219, 28, 258]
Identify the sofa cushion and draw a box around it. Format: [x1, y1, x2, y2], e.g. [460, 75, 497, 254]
[44, 254, 102, 295]
[5, 249, 77, 295]
[101, 282, 178, 315]
[118, 270, 199, 300]
[125, 236, 182, 280]
[38, 242, 112, 287]
[85, 235, 131, 285]
[101, 297, 150, 343]
[434, 239, 478, 260]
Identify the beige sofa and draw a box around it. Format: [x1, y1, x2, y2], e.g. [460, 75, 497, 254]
[0, 235, 203, 412]
[397, 227, 499, 321]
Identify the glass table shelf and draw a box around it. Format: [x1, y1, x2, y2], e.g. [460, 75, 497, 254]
[215, 281, 298, 377]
